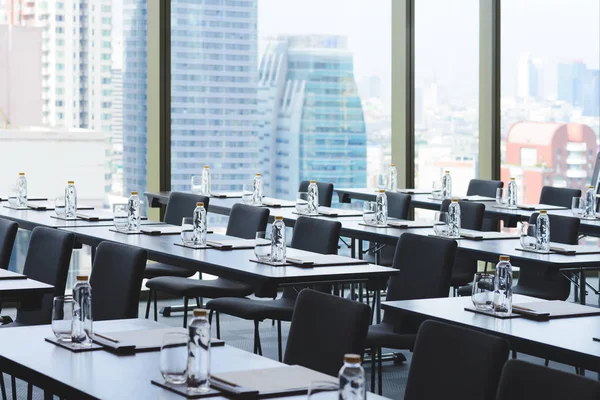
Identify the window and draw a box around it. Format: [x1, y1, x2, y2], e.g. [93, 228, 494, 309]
[414, 0, 479, 196]
[170, 0, 391, 200]
[501, 0, 600, 203]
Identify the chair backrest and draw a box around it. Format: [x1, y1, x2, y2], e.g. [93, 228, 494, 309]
[528, 213, 579, 245]
[496, 359, 600, 400]
[90, 241, 148, 321]
[467, 179, 504, 198]
[284, 289, 371, 377]
[539, 186, 581, 208]
[17, 227, 75, 325]
[441, 200, 485, 231]
[405, 320, 509, 400]
[298, 181, 334, 207]
[387, 192, 411, 220]
[226, 203, 269, 239]
[164, 192, 210, 225]
[384, 233, 457, 324]
[0, 218, 18, 270]
[290, 217, 341, 255]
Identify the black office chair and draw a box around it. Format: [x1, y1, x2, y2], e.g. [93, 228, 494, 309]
[539, 186, 581, 208]
[441, 200, 485, 293]
[496, 359, 600, 400]
[144, 192, 210, 279]
[145, 203, 269, 327]
[206, 217, 342, 361]
[467, 179, 504, 231]
[284, 289, 370, 377]
[513, 213, 580, 300]
[298, 181, 334, 207]
[0, 218, 18, 270]
[367, 233, 457, 394]
[0, 227, 75, 400]
[90, 242, 148, 321]
[405, 320, 509, 400]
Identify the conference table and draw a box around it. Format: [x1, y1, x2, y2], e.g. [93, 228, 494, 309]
[0, 275, 53, 312]
[0, 319, 389, 399]
[382, 295, 600, 374]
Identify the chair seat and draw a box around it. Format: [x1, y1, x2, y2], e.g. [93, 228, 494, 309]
[366, 322, 416, 350]
[207, 296, 296, 321]
[146, 277, 254, 299]
[451, 271, 475, 287]
[144, 263, 195, 279]
[512, 284, 562, 301]
[457, 284, 473, 297]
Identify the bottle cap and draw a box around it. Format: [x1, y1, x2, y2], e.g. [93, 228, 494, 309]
[310, 180, 316, 184]
[274, 216, 283, 221]
[196, 202, 204, 207]
[451, 198, 459, 202]
[444, 170, 450, 173]
[589, 185, 595, 189]
[68, 180, 74, 184]
[256, 173, 261, 176]
[391, 163, 395, 167]
[204, 165, 209, 168]
[76, 275, 89, 281]
[540, 210, 547, 214]
[131, 191, 138, 195]
[510, 177, 516, 180]
[378, 189, 386, 193]
[18, 172, 25, 176]
[344, 354, 361, 364]
[193, 309, 208, 317]
[499, 255, 510, 262]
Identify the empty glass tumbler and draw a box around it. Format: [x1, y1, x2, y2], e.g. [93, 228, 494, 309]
[52, 295, 75, 342]
[471, 273, 495, 311]
[160, 332, 188, 385]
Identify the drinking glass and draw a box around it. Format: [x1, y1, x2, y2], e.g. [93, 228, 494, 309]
[433, 212, 449, 236]
[496, 188, 506, 206]
[7, 186, 18, 208]
[471, 273, 495, 311]
[242, 184, 254, 205]
[160, 332, 188, 385]
[113, 203, 129, 231]
[296, 192, 309, 214]
[190, 175, 203, 194]
[54, 195, 67, 217]
[363, 201, 377, 225]
[519, 221, 537, 250]
[431, 181, 443, 200]
[307, 381, 338, 400]
[52, 295, 74, 342]
[571, 197, 585, 218]
[254, 231, 271, 261]
[180, 217, 195, 245]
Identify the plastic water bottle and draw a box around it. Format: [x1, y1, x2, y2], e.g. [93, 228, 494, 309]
[339, 353, 365, 400]
[201, 165, 211, 195]
[65, 180, 78, 218]
[271, 216, 286, 263]
[187, 309, 211, 392]
[16, 172, 27, 207]
[507, 177, 518, 208]
[307, 180, 319, 215]
[448, 198, 461, 238]
[493, 255, 513, 316]
[535, 210, 550, 251]
[127, 191, 141, 232]
[193, 201, 207, 246]
[441, 170, 452, 199]
[375, 189, 388, 226]
[72, 275, 93, 346]
[584, 185, 596, 218]
[386, 164, 397, 192]
[252, 174, 263, 205]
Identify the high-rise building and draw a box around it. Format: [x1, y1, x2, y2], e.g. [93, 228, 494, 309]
[517, 53, 542, 99]
[110, 66, 123, 196]
[557, 61, 588, 107]
[123, 0, 260, 195]
[583, 69, 599, 117]
[258, 35, 367, 199]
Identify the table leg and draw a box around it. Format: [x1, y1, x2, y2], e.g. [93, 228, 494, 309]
[358, 240, 363, 260]
[375, 290, 381, 324]
[351, 238, 356, 259]
[579, 271, 586, 305]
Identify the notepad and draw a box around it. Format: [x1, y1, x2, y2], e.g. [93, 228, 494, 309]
[209, 192, 243, 198]
[206, 239, 255, 250]
[140, 226, 182, 235]
[387, 219, 434, 229]
[513, 301, 600, 320]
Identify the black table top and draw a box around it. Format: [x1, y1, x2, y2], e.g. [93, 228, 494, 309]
[60, 226, 397, 297]
[382, 295, 600, 372]
[0, 319, 392, 400]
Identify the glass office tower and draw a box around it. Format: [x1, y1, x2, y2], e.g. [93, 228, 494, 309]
[258, 35, 367, 199]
